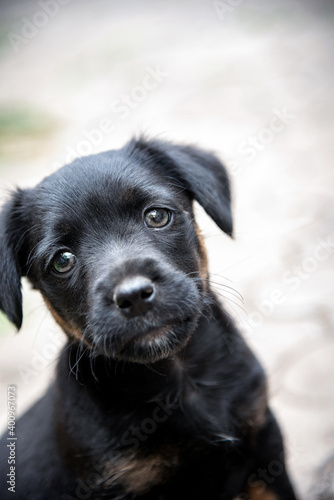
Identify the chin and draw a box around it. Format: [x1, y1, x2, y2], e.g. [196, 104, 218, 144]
[88, 317, 198, 364]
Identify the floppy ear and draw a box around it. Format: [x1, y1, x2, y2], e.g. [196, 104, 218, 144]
[134, 139, 233, 236]
[0, 189, 27, 329]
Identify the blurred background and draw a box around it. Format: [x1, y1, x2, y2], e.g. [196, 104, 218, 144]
[0, 0, 333, 497]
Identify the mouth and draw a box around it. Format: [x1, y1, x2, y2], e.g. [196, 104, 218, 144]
[91, 316, 196, 364]
[119, 323, 174, 352]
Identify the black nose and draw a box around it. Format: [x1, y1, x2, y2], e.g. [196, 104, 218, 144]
[113, 276, 155, 317]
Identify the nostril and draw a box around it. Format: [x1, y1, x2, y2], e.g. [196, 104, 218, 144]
[141, 286, 154, 301]
[116, 298, 132, 309]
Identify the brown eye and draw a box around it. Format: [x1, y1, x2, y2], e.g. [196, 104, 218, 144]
[144, 208, 171, 229]
[52, 251, 76, 274]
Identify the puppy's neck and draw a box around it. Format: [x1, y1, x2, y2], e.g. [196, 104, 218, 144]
[59, 342, 192, 405]
[56, 301, 232, 407]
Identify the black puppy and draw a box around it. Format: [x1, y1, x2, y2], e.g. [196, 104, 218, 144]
[0, 138, 298, 499]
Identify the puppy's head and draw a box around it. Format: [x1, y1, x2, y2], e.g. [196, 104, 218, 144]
[0, 138, 232, 363]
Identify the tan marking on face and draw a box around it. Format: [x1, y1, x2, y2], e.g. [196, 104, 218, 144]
[247, 485, 280, 500]
[43, 296, 88, 344]
[103, 451, 179, 495]
[194, 222, 208, 283]
[238, 379, 268, 444]
[247, 383, 268, 433]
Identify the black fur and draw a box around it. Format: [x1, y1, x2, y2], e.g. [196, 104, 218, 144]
[0, 138, 298, 499]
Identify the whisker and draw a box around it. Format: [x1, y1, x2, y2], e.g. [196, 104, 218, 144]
[209, 281, 244, 303]
[210, 289, 246, 314]
[69, 343, 87, 379]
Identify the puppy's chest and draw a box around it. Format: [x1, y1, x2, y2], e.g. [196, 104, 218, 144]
[100, 446, 180, 495]
[97, 391, 225, 495]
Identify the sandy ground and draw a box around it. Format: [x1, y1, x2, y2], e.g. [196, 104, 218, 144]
[0, 0, 334, 498]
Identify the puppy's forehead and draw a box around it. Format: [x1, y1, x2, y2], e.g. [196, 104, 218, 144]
[37, 154, 180, 217]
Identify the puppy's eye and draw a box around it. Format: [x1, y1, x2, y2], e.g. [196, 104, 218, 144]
[52, 252, 76, 274]
[144, 208, 171, 229]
